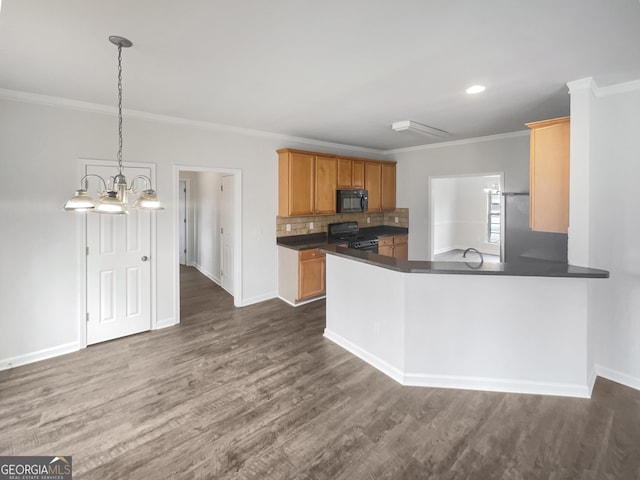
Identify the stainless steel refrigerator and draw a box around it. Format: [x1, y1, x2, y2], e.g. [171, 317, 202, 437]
[501, 193, 568, 263]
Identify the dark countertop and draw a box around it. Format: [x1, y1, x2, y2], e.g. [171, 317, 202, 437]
[320, 245, 609, 279]
[276, 226, 409, 251]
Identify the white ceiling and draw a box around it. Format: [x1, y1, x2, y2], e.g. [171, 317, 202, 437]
[1, 0, 640, 151]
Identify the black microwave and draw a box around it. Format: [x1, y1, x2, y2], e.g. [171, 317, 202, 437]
[337, 189, 368, 213]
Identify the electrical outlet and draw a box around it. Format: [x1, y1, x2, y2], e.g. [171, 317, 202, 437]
[286, 224, 291, 232]
[309, 222, 314, 229]
[395, 217, 399, 223]
[367, 217, 371, 224]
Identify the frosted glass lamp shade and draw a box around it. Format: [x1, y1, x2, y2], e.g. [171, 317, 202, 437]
[133, 189, 165, 210]
[64, 189, 96, 212]
[95, 191, 127, 214]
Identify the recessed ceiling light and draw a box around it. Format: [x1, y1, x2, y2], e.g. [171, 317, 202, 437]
[466, 85, 486, 94]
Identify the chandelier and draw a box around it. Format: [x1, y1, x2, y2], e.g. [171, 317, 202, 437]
[65, 36, 164, 214]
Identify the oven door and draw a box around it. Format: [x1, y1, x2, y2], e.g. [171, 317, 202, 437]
[352, 243, 378, 254]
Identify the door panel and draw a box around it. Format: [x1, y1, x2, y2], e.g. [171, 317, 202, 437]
[86, 164, 151, 345]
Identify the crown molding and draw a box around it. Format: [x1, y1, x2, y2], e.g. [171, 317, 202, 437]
[567, 77, 598, 96]
[382, 130, 529, 155]
[0, 88, 384, 156]
[596, 79, 640, 98]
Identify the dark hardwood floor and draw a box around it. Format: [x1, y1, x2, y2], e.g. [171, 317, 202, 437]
[1, 266, 639, 479]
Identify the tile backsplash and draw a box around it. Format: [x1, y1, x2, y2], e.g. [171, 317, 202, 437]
[277, 208, 409, 237]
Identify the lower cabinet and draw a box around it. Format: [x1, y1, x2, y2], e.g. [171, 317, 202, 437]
[378, 234, 408, 260]
[298, 249, 326, 301]
[278, 246, 326, 305]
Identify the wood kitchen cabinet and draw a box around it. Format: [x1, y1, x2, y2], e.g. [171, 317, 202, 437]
[378, 234, 408, 259]
[365, 162, 382, 211]
[278, 246, 326, 304]
[337, 158, 365, 189]
[315, 155, 337, 214]
[298, 248, 326, 301]
[278, 148, 396, 217]
[365, 161, 396, 212]
[278, 150, 315, 216]
[526, 116, 570, 234]
[381, 162, 397, 211]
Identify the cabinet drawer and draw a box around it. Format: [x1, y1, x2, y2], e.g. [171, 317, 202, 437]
[378, 237, 394, 247]
[299, 248, 325, 260]
[393, 235, 408, 245]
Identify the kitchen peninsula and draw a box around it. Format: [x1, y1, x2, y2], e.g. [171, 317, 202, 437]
[322, 245, 608, 398]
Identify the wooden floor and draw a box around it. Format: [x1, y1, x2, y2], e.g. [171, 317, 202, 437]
[1, 266, 639, 479]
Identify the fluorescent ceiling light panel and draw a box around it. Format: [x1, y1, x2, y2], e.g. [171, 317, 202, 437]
[391, 120, 450, 138]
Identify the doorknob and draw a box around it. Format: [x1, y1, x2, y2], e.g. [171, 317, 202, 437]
[141, 256, 148, 262]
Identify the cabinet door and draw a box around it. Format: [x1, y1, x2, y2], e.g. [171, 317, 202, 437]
[298, 249, 325, 300]
[352, 160, 365, 189]
[365, 162, 382, 212]
[315, 155, 337, 214]
[378, 236, 394, 257]
[287, 152, 315, 216]
[337, 158, 353, 188]
[381, 163, 396, 211]
[528, 117, 570, 233]
[393, 235, 408, 260]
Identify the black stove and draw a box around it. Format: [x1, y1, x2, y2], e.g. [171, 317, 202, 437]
[328, 222, 379, 252]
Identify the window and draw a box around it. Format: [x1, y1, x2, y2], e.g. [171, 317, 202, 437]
[487, 192, 501, 244]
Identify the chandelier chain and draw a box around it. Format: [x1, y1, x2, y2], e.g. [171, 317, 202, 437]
[117, 44, 124, 173]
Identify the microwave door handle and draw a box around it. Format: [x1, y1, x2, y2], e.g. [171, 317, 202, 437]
[360, 196, 365, 211]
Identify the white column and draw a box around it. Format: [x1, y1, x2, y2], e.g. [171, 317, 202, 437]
[567, 77, 597, 267]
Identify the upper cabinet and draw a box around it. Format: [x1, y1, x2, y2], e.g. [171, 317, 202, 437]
[526, 116, 570, 234]
[381, 162, 396, 211]
[278, 148, 396, 217]
[365, 161, 396, 212]
[315, 155, 338, 214]
[365, 161, 382, 211]
[278, 150, 315, 216]
[337, 158, 365, 189]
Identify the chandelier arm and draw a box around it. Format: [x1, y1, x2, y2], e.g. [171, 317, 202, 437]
[128, 175, 153, 194]
[79, 174, 109, 193]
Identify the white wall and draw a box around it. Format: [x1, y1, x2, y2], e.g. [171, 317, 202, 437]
[195, 171, 222, 282]
[575, 80, 640, 389]
[432, 178, 457, 254]
[392, 133, 529, 260]
[0, 95, 383, 368]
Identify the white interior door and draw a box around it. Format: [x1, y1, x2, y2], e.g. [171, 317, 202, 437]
[220, 175, 234, 295]
[86, 164, 152, 345]
[179, 180, 187, 265]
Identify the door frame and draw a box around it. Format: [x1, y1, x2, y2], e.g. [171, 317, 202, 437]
[178, 178, 192, 266]
[77, 158, 159, 349]
[173, 166, 243, 311]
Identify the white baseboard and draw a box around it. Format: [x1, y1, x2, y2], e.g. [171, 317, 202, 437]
[278, 295, 325, 308]
[0, 341, 79, 371]
[324, 328, 590, 398]
[193, 263, 221, 285]
[323, 329, 404, 385]
[596, 364, 640, 392]
[242, 291, 278, 307]
[403, 372, 590, 398]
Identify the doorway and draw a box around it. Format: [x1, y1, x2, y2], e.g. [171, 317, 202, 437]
[175, 166, 242, 316]
[429, 173, 503, 262]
